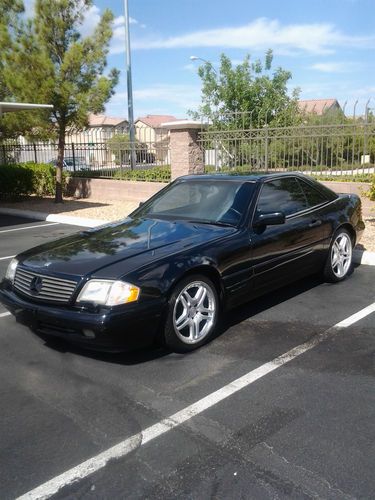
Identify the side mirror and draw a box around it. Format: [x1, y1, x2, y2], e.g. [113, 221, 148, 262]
[138, 201, 144, 208]
[253, 211, 285, 228]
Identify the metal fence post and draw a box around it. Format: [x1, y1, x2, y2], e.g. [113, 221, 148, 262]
[72, 142, 76, 172]
[264, 125, 269, 171]
[1, 145, 6, 165]
[363, 99, 371, 167]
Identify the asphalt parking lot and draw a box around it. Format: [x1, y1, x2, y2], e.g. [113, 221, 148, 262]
[0, 214, 374, 500]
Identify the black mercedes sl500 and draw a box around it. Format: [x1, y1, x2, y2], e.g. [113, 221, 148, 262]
[0, 173, 365, 353]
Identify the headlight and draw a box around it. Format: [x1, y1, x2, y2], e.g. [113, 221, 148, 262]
[76, 280, 140, 306]
[5, 258, 18, 283]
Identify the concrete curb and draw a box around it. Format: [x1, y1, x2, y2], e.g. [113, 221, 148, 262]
[353, 249, 375, 266]
[0, 207, 108, 228]
[1, 207, 374, 266]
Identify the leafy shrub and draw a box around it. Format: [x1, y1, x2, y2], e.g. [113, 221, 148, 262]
[113, 165, 171, 182]
[70, 169, 117, 178]
[312, 173, 374, 183]
[0, 162, 67, 199]
[0, 164, 34, 198]
[367, 176, 375, 200]
[71, 165, 171, 182]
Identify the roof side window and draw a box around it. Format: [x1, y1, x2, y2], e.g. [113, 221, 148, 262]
[297, 179, 331, 208]
[256, 178, 307, 216]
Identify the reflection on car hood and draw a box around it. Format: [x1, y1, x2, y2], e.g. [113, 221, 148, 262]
[18, 217, 235, 278]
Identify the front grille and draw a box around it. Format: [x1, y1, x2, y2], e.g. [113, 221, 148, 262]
[14, 268, 78, 303]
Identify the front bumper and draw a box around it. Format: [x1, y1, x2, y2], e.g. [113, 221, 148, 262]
[0, 285, 165, 351]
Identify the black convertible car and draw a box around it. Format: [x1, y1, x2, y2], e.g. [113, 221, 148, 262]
[0, 173, 364, 352]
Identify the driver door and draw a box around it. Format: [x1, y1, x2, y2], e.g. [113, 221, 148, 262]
[249, 176, 324, 296]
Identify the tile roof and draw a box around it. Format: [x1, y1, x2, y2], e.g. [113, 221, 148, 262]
[298, 99, 340, 115]
[88, 113, 128, 127]
[135, 114, 178, 127]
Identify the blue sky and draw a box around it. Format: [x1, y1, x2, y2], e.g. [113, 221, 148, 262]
[48, 0, 375, 118]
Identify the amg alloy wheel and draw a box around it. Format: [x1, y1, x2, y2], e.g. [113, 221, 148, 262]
[324, 229, 353, 282]
[164, 275, 219, 353]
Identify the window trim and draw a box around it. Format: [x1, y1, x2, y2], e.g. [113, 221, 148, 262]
[297, 178, 334, 210]
[253, 176, 308, 220]
[251, 175, 335, 227]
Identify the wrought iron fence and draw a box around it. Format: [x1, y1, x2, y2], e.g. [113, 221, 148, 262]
[199, 104, 375, 177]
[0, 127, 171, 178]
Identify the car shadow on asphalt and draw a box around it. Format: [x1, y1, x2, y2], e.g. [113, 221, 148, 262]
[39, 273, 326, 366]
[222, 273, 324, 330]
[0, 214, 41, 228]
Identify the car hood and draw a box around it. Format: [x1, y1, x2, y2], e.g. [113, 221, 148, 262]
[18, 217, 235, 278]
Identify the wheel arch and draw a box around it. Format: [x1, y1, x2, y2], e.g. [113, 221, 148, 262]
[335, 222, 356, 246]
[168, 265, 225, 305]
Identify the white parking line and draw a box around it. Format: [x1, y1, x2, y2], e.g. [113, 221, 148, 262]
[0, 312, 11, 318]
[17, 302, 375, 500]
[0, 222, 60, 234]
[0, 255, 15, 261]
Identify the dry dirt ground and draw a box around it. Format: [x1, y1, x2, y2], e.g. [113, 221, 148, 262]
[1, 196, 374, 252]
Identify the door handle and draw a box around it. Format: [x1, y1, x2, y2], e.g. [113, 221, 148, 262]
[309, 219, 322, 228]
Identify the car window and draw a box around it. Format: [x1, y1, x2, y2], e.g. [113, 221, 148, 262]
[256, 178, 307, 216]
[297, 179, 331, 207]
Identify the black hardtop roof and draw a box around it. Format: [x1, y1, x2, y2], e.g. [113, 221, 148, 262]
[177, 172, 311, 183]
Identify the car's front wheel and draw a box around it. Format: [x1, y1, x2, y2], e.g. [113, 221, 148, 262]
[164, 275, 219, 353]
[324, 229, 353, 282]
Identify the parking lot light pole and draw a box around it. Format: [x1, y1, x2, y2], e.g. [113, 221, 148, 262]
[190, 55, 217, 74]
[124, 0, 136, 170]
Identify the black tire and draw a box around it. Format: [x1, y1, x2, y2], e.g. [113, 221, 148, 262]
[164, 274, 219, 353]
[323, 228, 353, 283]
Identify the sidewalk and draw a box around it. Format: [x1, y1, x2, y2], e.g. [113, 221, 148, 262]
[0, 196, 139, 223]
[0, 195, 374, 263]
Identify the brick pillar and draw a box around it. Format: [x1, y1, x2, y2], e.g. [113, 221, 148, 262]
[161, 121, 206, 180]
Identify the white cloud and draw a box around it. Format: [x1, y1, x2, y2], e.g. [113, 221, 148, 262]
[115, 15, 141, 26]
[310, 62, 355, 73]
[110, 15, 146, 54]
[128, 17, 375, 55]
[113, 15, 125, 27]
[183, 63, 196, 72]
[107, 83, 201, 116]
[134, 84, 200, 108]
[80, 5, 101, 37]
[23, 0, 35, 18]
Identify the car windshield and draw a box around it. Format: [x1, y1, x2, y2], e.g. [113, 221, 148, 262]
[132, 179, 255, 225]
[65, 158, 86, 165]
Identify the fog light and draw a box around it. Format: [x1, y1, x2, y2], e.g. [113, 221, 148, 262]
[83, 329, 96, 338]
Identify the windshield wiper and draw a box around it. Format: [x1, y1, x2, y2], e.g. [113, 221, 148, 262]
[187, 219, 236, 228]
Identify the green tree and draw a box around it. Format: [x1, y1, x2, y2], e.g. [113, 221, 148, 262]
[191, 50, 300, 128]
[1, 0, 119, 202]
[0, 0, 23, 102]
[107, 134, 152, 165]
[0, 0, 39, 138]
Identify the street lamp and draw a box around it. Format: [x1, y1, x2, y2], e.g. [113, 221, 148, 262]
[124, 0, 136, 170]
[190, 55, 217, 73]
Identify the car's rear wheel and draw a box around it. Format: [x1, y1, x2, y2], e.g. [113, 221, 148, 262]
[323, 229, 353, 282]
[164, 275, 219, 353]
